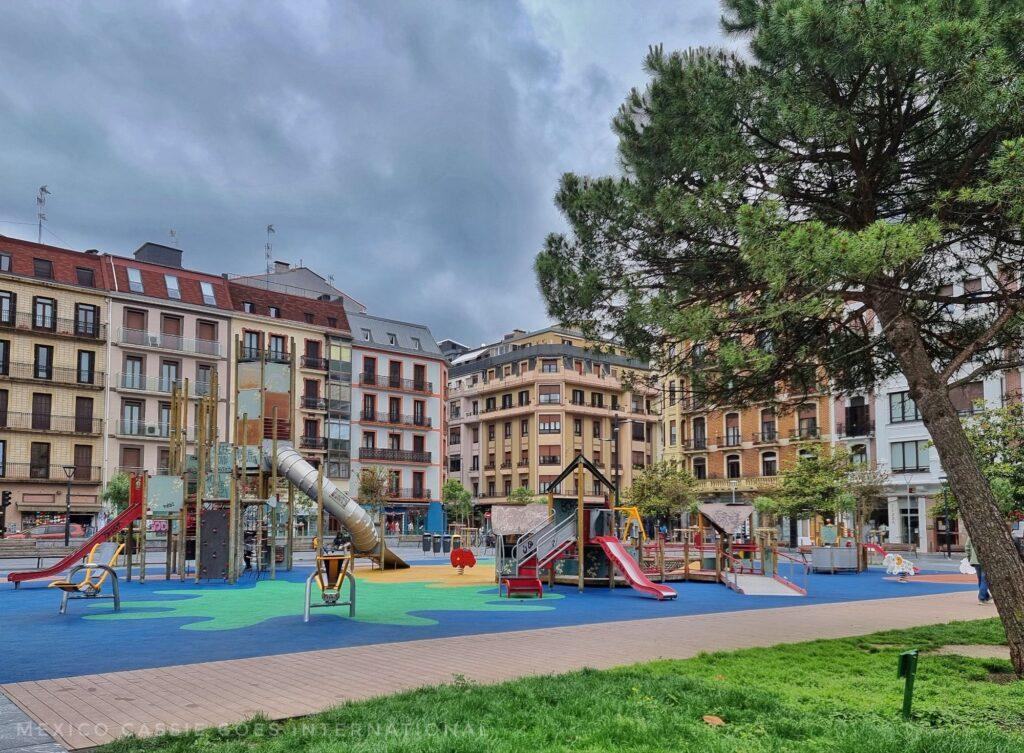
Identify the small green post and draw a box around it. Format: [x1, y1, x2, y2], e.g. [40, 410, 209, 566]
[897, 650, 919, 719]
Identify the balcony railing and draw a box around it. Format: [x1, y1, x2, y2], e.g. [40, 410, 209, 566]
[835, 421, 874, 437]
[484, 462, 496, 470]
[359, 372, 433, 394]
[751, 429, 778, 444]
[1, 463, 101, 482]
[117, 420, 193, 440]
[500, 461, 513, 469]
[302, 395, 327, 410]
[300, 355, 328, 370]
[116, 466, 170, 477]
[299, 436, 327, 450]
[0, 311, 105, 340]
[0, 362, 104, 388]
[386, 487, 432, 501]
[539, 456, 562, 465]
[717, 434, 742, 448]
[695, 475, 782, 492]
[790, 426, 821, 440]
[360, 410, 432, 428]
[358, 447, 432, 463]
[238, 347, 291, 364]
[0, 412, 102, 435]
[517, 458, 530, 467]
[117, 373, 213, 396]
[118, 328, 221, 356]
[684, 438, 708, 450]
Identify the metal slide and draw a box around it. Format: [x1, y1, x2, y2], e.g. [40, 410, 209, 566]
[594, 536, 677, 600]
[271, 443, 409, 569]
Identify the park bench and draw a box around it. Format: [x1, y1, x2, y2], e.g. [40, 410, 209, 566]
[0, 541, 83, 571]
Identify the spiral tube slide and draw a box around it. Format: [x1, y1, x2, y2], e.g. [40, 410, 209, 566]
[270, 443, 409, 568]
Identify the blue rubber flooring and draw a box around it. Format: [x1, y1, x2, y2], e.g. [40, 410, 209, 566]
[0, 560, 972, 684]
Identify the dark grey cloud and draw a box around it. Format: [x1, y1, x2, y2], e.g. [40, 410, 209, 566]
[0, 0, 726, 345]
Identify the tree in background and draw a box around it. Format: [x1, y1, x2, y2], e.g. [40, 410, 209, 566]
[626, 461, 698, 521]
[754, 448, 858, 526]
[442, 478, 474, 527]
[101, 472, 131, 515]
[964, 403, 1024, 519]
[536, 1, 1024, 674]
[506, 486, 538, 506]
[357, 466, 390, 517]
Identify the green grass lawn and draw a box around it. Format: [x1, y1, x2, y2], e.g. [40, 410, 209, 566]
[104, 619, 1021, 753]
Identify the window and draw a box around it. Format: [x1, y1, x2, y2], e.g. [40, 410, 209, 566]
[949, 381, 984, 416]
[761, 452, 777, 477]
[539, 418, 561, 434]
[760, 408, 776, 441]
[269, 306, 280, 318]
[75, 304, 98, 337]
[123, 356, 144, 390]
[34, 344, 53, 379]
[0, 253, 9, 272]
[268, 335, 286, 361]
[669, 421, 677, 446]
[76, 267, 95, 287]
[127, 267, 144, 293]
[851, 444, 868, 466]
[33, 297, 55, 330]
[304, 313, 314, 323]
[327, 317, 337, 328]
[692, 457, 707, 480]
[242, 301, 254, 313]
[361, 329, 371, 341]
[889, 391, 921, 423]
[31, 393, 52, 431]
[77, 350, 95, 385]
[199, 281, 217, 305]
[574, 418, 582, 437]
[964, 277, 982, 294]
[519, 390, 529, 406]
[724, 412, 741, 445]
[387, 333, 397, 346]
[0, 291, 14, 325]
[30, 442, 50, 479]
[411, 337, 421, 350]
[541, 359, 558, 373]
[891, 440, 930, 473]
[33, 258, 53, 279]
[504, 422, 512, 439]
[668, 381, 676, 405]
[726, 454, 741, 479]
[593, 421, 602, 439]
[164, 275, 181, 299]
[449, 454, 461, 472]
[488, 424, 495, 440]
[0, 340, 8, 375]
[520, 419, 529, 436]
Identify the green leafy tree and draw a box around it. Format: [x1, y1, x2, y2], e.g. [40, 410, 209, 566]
[506, 486, 538, 506]
[101, 472, 131, 514]
[357, 466, 390, 516]
[625, 461, 698, 518]
[755, 448, 857, 523]
[536, 1, 1024, 674]
[442, 478, 474, 527]
[964, 403, 1024, 518]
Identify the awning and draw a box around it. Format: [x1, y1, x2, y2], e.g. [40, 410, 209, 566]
[699, 502, 753, 535]
[490, 503, 549, 535]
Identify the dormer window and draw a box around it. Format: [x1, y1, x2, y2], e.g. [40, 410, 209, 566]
[76, 267, 95, 287]
[164, 275, 181, 299]
[387, 332, 397, 346]
[327, 317, 337, 328]
[242, 301, 254, 313]
[411, 337, 421, 350]
[200, 281, 217, 305]
[127, 267, 144, 293]
[269, 306, 281, 318]
[362, 329, 372, 341]
[33, 258, 53, 279]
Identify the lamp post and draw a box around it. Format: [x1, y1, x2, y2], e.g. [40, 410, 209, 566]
[611, 415, 621, 508]
[730, 479, 738, 505]
[939, 475, 951, 559]
[61, 464, 75, 546]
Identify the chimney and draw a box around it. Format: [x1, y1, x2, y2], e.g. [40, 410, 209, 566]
[84, 249, 99, 255]
[134, 242, 182, 268]
[273, 260, 290, 273]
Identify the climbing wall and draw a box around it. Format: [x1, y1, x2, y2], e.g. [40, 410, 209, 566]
[235, 360, 292, 444]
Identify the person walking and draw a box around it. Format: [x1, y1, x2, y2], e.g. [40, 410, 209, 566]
[964, 535, 991, 605]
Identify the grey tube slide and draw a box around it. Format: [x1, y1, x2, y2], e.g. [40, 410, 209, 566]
[270, 442, 409, 568]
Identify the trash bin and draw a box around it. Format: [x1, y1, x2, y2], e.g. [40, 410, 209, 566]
[451, 534, 462, 551]
[422, 533, 432, 553]
[441, 535, 452, 554]
[432, 534, 441, 554]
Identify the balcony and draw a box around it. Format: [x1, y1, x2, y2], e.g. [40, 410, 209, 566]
[484, 462, 496, 471]
[302, 395, 327, 410]
[386, 487, 432, 501]
[539, 455, 562, 466]
[1, 463, 101, 482]
[684, 438, 708, 451]
[790, 426, 821, 441]
[835, 421, 874, 438]
[238, 346, 291, 364]
[751, 430, 778, 444]
[0, 362, 104, 389]
[717, 434, 742, 448]
[0, 412, 102, 435]
[118, 328, 221, 357]
[300, 355, 328, 370]
[500, 461, 513, 469]
[116, 420, 193, 440]
[360, 410, 432, 429]
[117, 373, 213, 397]
[695, 475, 781, 492]
[359, 372, 432, 394]
[358, 447, 432, 464]
[116, 466, 170, 477]
[537, 396, 562, 406]
[300, 436, 327, 450]
[517, 458, 530, 467]
[0, 311, 105, 341]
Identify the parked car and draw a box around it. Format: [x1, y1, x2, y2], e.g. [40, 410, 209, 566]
[7, 523, 86, 540]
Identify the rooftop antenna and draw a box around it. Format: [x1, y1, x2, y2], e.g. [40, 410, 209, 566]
[328, 273, 335, 288]
[168, 229, 178, 248]
[36, 186, 51, 244]
[265, 224, 275, 275]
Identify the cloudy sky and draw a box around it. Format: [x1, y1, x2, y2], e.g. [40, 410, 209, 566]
[0, 0, 727, 345]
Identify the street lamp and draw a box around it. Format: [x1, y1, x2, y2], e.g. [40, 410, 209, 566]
[938, 475, 951, 559]
[61, 464, 75, 546]
[730, 479, 738, 505]
[610, 414, 622, 508]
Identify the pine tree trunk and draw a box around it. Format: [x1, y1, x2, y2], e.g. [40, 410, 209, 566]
[876, 299, 1024, 676]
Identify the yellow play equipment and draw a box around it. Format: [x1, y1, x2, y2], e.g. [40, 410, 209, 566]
[304, 550, 356, 622]
[48, 541, 125, 614]
[615, 506, 647, 543]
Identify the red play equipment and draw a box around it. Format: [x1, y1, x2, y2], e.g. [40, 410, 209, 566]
[594, 537, 676, 600]
[863, 542, 921, 574]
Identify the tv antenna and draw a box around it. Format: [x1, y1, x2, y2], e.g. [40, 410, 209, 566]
[265, 224, 275, 274]
[36, 186, 51, 243]
[168, 229, 178, 247]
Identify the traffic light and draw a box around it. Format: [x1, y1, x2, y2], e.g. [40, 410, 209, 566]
[1, 490, 11, 508]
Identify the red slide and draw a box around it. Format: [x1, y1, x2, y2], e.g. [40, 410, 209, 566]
[594, 536, 677, 600]
[7, 502, 143, 586]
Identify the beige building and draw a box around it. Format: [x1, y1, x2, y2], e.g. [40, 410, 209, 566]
[447, 327, 659, 507]
[0, 238, 108, 531]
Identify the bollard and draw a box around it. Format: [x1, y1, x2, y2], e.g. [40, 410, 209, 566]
[897, 650, 918, 719]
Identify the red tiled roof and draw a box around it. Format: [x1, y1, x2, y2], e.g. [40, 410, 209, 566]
[105, 255, 232, 310]
[227, 281, 351, 334]
[0, 235, 108, 290]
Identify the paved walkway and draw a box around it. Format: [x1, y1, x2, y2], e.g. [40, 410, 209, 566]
[1, 590, 988, 750]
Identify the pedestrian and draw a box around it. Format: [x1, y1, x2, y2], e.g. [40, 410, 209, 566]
[964, 535, 991, 605]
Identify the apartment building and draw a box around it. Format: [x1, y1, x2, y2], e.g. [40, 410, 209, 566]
[349, 313, 445, 533]
[447, 327, 659, 507]
[0, 237, 108, 530]
[104, 243, 234, 480]
[226, 280, 353, 483]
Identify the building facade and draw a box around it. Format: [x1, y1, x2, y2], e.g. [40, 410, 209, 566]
[0, 238, 109, 530]
[447, 328, 659, 509]
[349, 313, 446, 533]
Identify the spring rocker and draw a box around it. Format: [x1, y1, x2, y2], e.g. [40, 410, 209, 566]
[304, 538, 356, 622]
[48, 541, 125, 614]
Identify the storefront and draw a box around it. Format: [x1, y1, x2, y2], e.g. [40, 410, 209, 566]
[13, 491, 101, 534]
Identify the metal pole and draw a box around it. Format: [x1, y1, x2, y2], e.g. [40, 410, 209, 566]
[577, 461, 584, 593]
[64, 475, 72, 546]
